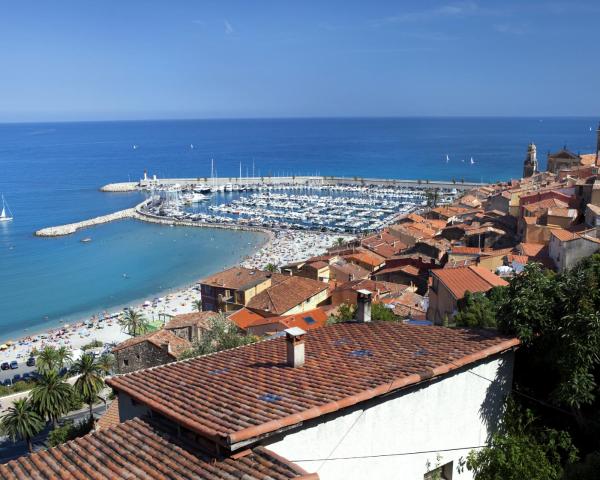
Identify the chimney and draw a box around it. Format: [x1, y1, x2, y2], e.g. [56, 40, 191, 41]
[160, 342, 172, 355]
[356, 289, 372, 323]
[285, 327, 306, 368]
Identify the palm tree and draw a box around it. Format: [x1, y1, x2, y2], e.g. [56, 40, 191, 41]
[96, 353, 115, 375]
[0, 399, 44, 453]
[192, 299, 202, 312]
[30, 370, 73, 428]
[265, 263, 277, 273]
[336, 237, 345, 247]
[119, 309, 150, 337]
[55, 346, 72, 371]
[72, 353, 105, 421]
[35, 346, 59, 373]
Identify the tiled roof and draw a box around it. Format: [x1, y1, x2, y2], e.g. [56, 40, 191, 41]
[329, 260, 370, 280]
[343, 251, 386, 267]
[251, 308, 329, 332]
[432, 266, 508, 299]
[246, 276, 328, 315]
[333, 279, 410, 298]
[228, 307, 266, 330]
[112, 330, 191, 359]
[550, 228, 578, 242]
[165, 311, 218, 330]
[507, 254, 530, 265]
[201, 267, 273, 290]
[580, 153, 598, 166]
[106, 322, 518, 446]
[95, 398, 120, 430]
[450, 246, 482, 255]
[0, 416, 314, 479]
[518, 242, 546, 257]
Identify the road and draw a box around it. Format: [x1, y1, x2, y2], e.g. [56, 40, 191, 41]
[0, 403, 108, 463]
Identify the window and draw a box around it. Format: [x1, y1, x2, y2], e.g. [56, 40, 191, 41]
[123, 359, 129, 367]
[424, 461, 453, 480]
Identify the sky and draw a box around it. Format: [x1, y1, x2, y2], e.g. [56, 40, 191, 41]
[0, 1, 599, 121]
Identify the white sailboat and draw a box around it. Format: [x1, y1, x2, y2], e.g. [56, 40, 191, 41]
[0, 195, 13, 222]
[470, 157, 475, 165]
[446, 154, 450, 163]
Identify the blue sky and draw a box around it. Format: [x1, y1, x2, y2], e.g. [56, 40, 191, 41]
[1, 1, 599, 121]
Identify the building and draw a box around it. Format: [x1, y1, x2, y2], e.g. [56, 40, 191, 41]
[281, 259, 331, 282]
[330, 279, 412, 307]
[246, 275, 330, 317]
[200, 267, 283, 312]
[548, 227, 600, 272]
[245, 307, 330, 337]
[427, 266, 508, 323]
[328, 258, 370, 282]
[164, 311, 218, 342]
[547, 148, 585, 174]
[112, 329, 191, 374]
[104, 319, 519, 480]
[522, 142, 538, 178]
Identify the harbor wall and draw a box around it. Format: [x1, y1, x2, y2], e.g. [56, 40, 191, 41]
[103, 175, 484, 192]
[35, 208, 136, 237]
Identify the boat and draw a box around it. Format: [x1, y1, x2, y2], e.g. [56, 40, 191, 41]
[446, 154, 449, 163]
[470, 157, 475, 165]
[80, 237, 92, 243]
[0, 195, 13, 222]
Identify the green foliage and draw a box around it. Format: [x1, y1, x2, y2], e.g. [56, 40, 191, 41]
[95, 353, 115, 375]
[180, 314, 258, 358]
[119, 309, 150, 337]
[371, 302, 397, 321]
[35, 346, 72, 374]
[455, 289, 506, 329]
[465, 401, 577, 480]
[564, 451, 600, 480]
[30, 370, 73, 426]
[47, 418, 93, 448]
[264, 263, 278, 273]
[71, 353, 105, 420]
[0, 380, 35, 397]
[192, 299, 203, 312]
[0, 399, 45, 452]
[81, 340, 104, 351]
[328, 303, 356, 324]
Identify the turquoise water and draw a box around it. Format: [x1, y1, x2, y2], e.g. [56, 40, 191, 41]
[0, 118, 597, 341]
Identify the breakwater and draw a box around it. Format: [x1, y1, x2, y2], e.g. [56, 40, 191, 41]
[35, 208, 137, 237]
[100, 182, 138, 192]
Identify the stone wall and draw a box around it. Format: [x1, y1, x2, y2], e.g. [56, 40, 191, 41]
[115, 341, 175, 374]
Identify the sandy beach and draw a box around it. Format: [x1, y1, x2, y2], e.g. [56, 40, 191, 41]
[0, 229, 348, 365]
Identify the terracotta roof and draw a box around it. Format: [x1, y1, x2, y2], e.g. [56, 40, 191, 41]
[432, 266, 508, 299]
[165, 311, 218, 330]
[107, 322, 518, 446]
[250, 308, 329, 332]
[524, 198, 569, 213]
[450, 246, 482, 256]
[228, 307, 266, 330]
[518, 242, 546, 257]
[374, 263, 424, 277]
[333, 279, 410, 297]
[201, 267, 273, 290]
[343, 251, 386, 267]
[246, 276, 328, 315]
[507, 254, 530, 265]
[95, 398, 120, 430]
[580, 153, 598, 166]
[307, 261, 328, 270]
[112, 330, 191, 359]
[0, 416, 314, 479]
[550, 228, 578, 242]
[329, 261, 370, 280]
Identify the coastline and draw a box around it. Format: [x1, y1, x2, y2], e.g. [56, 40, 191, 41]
[0, 225, 351, 363]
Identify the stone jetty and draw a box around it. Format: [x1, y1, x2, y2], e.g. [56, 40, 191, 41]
[100, 182, 138, 192]
[35, 208, 136, 237]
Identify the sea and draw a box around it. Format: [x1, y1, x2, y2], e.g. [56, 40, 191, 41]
[0, 117, 597, 341]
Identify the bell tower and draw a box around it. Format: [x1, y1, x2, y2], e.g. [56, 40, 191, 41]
[523, 142, 538, 178]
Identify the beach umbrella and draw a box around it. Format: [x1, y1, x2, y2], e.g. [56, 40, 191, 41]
[0, 344, 7, 350]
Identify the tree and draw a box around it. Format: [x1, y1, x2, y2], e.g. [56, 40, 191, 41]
[96, 353, 115, 375]
[335, 237, 345, 247]
[328, 303, 356, 324]
[35, 345, 72, 374]
[264, 263, 278, 273]
[119, 309, 150, 337]
[371, 302, 397, 321]
[72, 353, 105, 421]
[30, 370, 73, 427]
[0, 399, 44, 453]
[464, 401, 577, 480]
[192, 299, 203, 312]
[180, 314, 258, 358]
[454, 288, 507, 329]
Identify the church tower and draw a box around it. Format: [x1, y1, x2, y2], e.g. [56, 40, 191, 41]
[523, 142, 538, 178]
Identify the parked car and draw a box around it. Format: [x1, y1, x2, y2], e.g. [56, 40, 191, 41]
[2, 379, 12, 386]
[22, 373, 32, 381]
[9, 361, 18, 369]
[0, 362, 9, 370]
[59, 367, 68, 377]
[26, 357, 36, 367]
[12, 374, 21, 382]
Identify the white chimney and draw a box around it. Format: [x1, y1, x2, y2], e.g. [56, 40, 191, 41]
[285, 327, 306, 368]
[356, 289, 372, 323]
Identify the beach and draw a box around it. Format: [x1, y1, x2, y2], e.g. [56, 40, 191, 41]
[0, 228, 343, 367]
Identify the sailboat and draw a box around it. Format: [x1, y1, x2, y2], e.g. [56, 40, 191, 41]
[470, 157, 475, 165]
[0, 195, 13, 222]
[446, 154, 450, 163]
